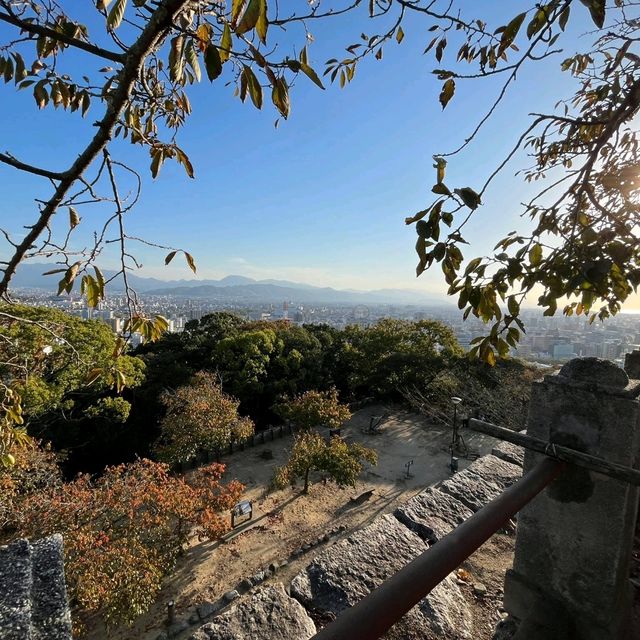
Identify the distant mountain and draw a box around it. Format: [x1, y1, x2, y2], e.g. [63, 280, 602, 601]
[10, 262, 444, 306]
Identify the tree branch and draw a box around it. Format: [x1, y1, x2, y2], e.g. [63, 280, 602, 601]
[0, 11, 125, 64]
[0, 0, 193, 299]
[0, 152, 65, 180]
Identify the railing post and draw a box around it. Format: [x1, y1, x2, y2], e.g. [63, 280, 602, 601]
[503, 358, 640, 640]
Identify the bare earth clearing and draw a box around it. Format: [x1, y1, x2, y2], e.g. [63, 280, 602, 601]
[88, 405, 513, 640]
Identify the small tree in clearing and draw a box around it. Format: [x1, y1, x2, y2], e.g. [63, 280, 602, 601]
[155, 371, 254, 465]
[274, 388, 351, 431]
[274, 432, 377, 494]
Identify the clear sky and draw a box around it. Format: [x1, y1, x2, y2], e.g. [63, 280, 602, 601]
[1, 1, 629, 302]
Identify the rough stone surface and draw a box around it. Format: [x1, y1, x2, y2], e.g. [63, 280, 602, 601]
[0, 535, 72, 640]
[558, 357, 629, 388]
[464, 454, 522, 491]
[290, 514, 472, 639]
[190, 584, 316, 640]
[394, 486, 473, 544]
[492, 441, 525, 468]
[437, 466, 504, 512]
[492, 617, 519, 640]
[197, 601, 219, 621]
[30, 536, 73, 640]
[223, 590, 239, 604]
[0, 539, 32, 640]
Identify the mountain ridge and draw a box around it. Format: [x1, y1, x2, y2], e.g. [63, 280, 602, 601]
[10, 262, 445, 306]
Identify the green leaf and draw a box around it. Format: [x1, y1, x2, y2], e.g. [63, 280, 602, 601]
[507, 296, 520, 316]
[107, 0, 127, 29]
[526, 8, 547, 39]
[220, 24, 232, 64]
[236, 0, 261, 35]
[529, 243, 543, 266]
[579, 0, 605, 29]
[499, 13, 525, 54]
[300, 62, 325, 89]
[185, 40, 201, 82]
[272, 77, 290, 118]
[231, 0, 245, 27]
[204, 45, 222, 81]
[559, 4, 570, 30]
[256, 0, 268, 44]
[439, 78, 455, 109]
[454, 187, 481, 210]
[69, 206, 80, 229]
[243, 66, 263, 109]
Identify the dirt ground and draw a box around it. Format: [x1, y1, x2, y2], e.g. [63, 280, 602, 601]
[87, 405, 511, 640]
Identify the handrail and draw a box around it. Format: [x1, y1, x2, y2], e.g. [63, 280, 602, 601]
[310, 457, 565, 640]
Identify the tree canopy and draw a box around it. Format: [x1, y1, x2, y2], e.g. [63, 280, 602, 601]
[273, 431, 377, 494]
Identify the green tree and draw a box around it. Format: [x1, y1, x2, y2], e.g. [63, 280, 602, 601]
[154, 370, 254, 465]
[0, 305, 145, 465]
[275, 388, 352, 431]
[274, 432, 377, 494]
[340, 319, 462, 398]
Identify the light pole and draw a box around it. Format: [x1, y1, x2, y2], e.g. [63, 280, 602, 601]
[449, 396, 462, 473]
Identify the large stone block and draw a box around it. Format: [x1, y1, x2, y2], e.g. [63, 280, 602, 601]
[491, 440, 525, 468]
[465, 454, 522, 490]
[437, 466, 503, 512]
[190, 584, 316, 640]
[394, 486, 473, 544]
[0, 539, 32, 640]
[30, 535, 73, 640]
[290, 514, 472, 639]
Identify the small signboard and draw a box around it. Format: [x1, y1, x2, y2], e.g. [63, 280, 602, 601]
[231, 500, 253, 528]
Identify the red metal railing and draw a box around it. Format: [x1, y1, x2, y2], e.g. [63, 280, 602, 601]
[310, 457, 565, 640]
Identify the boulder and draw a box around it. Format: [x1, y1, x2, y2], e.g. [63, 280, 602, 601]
[465, 454, 522, 490]
[492, 441, 525, 468]
[190, 584, 315, 640]
[290, 514, 472, 639]
[394, 487, 473, 544]
[438, 466, 504, 512]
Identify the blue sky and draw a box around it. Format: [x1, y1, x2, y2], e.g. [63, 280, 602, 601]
[0, 1, 618, 300]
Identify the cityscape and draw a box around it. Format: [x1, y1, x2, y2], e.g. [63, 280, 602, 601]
[14, 283, 640, 367]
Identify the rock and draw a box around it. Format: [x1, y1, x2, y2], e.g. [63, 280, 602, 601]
[437, 465, 504, 512]
[559, 357, 628, 388]
[156, 633, 169, 640]
[250, 571, 265, 586]
[492, 616, 519, 640]
[464, 454, 522, 491]
[268, 562, 278, 574]
[238, 578, 252, 593]
[290, 514, 472, 639]
[473, 583, 488, 598]
[492, 441, 525, 468]
[168, 619, 189, 638]
[301, 544, 311, 552]
[223, 590, 239, 604]
[197, 601, 219, 621]
[189, 611, 201, 624]
[191, 584, 315, 639]
[394, 486, 473, 544]
[279, 560, 288, 569]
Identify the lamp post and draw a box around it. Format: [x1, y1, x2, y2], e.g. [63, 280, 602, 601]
[449, 397, 462, 472]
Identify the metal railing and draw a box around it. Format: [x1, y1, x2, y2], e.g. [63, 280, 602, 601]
[310, 457, 565, 640]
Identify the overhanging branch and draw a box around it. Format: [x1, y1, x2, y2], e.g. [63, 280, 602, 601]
[0, 0, 193, 299]
[0, 10, 125, 64]
[0, 152, 66, 180]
